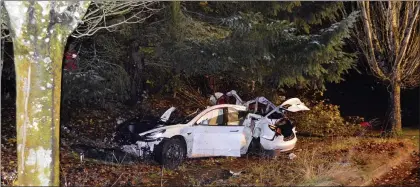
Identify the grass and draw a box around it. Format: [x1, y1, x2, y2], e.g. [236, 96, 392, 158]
[3, 133, 416, 186]
[225, 147, 351, 186]
[328, 137, 360, 151]
[214, 136, 415, 186]
[402, 127, 419, 150]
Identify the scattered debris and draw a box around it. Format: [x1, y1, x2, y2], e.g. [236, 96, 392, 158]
[289, 153, 297, 160]
[116, 117, 126, 125]
[229, 170, 242, 177]
[80, 152, 84, 164]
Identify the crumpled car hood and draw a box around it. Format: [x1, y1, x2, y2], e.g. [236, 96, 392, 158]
[138, 124, 187, 136]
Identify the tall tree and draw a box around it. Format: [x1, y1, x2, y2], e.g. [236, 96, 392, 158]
[158, 2, 359, 91]
[354, 1, 420, 133]
[4, 2, 90, 185]
[3, 1, 159, 185]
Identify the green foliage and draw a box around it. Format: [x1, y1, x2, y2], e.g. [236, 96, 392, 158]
[62, 1, 361, 105]
[267, 1, 344, 34]
[159, 10, 359, 90]
[189, 1, 343, 34]
[62, 37, 130, 106]
[290, 100, 363, 137]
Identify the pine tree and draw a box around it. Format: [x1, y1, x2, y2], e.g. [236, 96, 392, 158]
[159, 1, 359, 90]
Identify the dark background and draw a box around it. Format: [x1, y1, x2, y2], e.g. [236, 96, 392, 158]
[324, 65, 419, 128]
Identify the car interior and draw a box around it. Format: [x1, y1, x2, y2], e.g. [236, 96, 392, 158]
[197, 107, 247, 126]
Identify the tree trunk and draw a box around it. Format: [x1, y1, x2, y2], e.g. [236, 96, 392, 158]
[4, 2, 89, 185]
[127, 39, 146, 104]
[169, 1, 183, 42]
[1, 32, 4, 124]
[391, 80, 402, 133]
[169, 1, 184, 97]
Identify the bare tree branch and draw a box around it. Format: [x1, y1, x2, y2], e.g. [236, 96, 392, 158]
[387, 1, 396, 58]
[394, 2, 419, 68]
[71, 1, 162, 38]
[355, 1, 419, 88]
[358, 1, 388, 80]
[1, 3, 11, 40]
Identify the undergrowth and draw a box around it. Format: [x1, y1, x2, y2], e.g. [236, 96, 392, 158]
[290, 100, 364, 137]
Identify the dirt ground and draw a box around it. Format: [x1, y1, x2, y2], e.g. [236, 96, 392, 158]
[372, 152, 420, 186]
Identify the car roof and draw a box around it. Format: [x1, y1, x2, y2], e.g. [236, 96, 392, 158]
[206, 104, 247, 111]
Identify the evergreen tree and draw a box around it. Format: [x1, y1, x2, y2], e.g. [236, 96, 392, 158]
[159, 1, 359, 90]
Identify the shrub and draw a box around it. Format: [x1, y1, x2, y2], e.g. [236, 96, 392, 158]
[62, 37, 131, 107]
[62, 66, 130, 107]
[289, 100, 363, 137]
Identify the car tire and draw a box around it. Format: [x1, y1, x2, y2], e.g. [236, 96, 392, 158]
[154, 138, 186, 169]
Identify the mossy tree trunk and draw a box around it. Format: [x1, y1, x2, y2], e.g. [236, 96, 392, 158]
[168, 1, 185, 97]
[169, 1, 184, 42]
[4, 1, 90, 186]
[391, 77, 402, 133]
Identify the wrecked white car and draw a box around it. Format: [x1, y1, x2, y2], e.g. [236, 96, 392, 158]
[210, 90, 279, 114]
[116, 98, 309, 169]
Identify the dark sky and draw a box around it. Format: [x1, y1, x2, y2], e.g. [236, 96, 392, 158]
[324, 67, 419, 128]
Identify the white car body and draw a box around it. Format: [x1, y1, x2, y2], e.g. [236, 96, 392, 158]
[122, 98, 309, 159]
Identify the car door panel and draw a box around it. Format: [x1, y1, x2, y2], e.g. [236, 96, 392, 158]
[191, 126, 244, 157]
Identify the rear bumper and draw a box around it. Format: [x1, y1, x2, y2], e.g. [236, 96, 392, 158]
[259, 134, 297, 151]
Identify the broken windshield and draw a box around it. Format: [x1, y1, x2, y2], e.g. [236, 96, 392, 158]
[160, 107, 201, 125]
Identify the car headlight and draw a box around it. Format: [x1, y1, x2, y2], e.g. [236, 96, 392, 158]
[141, 129, 166, 141]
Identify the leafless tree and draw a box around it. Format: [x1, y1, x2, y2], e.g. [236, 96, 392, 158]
[2, 1, 160, 185]
[354, 1, 419, 133]
[72, 1, 160, 37]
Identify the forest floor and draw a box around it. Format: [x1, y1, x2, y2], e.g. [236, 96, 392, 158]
[1, 98, 419, 186]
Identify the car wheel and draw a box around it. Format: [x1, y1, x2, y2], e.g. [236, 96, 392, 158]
[154, 138, 186, 169]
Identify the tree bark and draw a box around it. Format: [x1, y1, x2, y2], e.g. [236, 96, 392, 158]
[391, 80, 402, 133]
[1, 31, 3, 131]
[128, 41, 144, 104]
[359, 1, 387, 79]
[169, 1, 184, 97]
[4, 1, 89, 185]
[169, 1, 183, 42]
